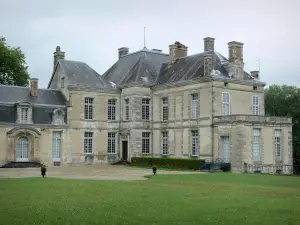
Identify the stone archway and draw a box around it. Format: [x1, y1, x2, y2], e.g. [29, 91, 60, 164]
[6, 127, 41, 162]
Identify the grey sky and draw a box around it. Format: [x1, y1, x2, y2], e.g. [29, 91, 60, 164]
[1, 0, 299, 88]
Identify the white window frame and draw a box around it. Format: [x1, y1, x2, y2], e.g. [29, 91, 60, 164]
[275, 129, 281, 160]
[142, 98, 150, 121]
[84, 97, 93, 120]
[142, 132, 151, 154]
[191, 93, 198, 119]
[84, 132, 93, 154]
[252, 96, 260, 115]
[252, 128, 261, 162]
[191, 130, 199, 156]
[124, 99, 129, 121]
[108, 132, 116, 154]
[221, 136, 230, 163]
[52, 131, 62, 162]
[222, 92, 230, 116]
[21, 108, 28, 123]
[16, 136, 29, 162]
[162, 131, 169, 155]
[162, 98, 168, 121]
[108, 99, 116, 121]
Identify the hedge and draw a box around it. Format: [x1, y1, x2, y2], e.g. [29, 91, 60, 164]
[131, 157, 205, 170]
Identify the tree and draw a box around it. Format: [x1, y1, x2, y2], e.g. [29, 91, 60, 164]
[0, 37, 30, 86]
[265, 85, 300, 165]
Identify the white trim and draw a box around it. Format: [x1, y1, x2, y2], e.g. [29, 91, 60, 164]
[252, 95, 260, 115]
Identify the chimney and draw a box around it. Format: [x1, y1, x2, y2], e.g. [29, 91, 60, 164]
[169, 41, 188, 61]
[204, 37, 215, 51]
[30, 78, 38, 97]
[228, 41, 244, 62]
[203, 54, 213, 76]
[250, 71, 260, 80]
[118, 47, 129, 59]
[53, 46, 65, 72]
[227, 41, 245, 80]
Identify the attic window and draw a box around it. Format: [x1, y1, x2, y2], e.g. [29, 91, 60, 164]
[253, 86, 257, 90]
[61, 77, 65, 88]
[52, 109, 65, 125]
[224, 82, 228, 87]
[16, 102, 33, 124]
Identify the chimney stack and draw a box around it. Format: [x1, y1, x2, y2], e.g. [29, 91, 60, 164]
[118, 47, 129, 59]
[53, 46, 65, 72]
[169, 41, 188, 62]
[250, 71, 260, 80]
[228, 41, 244, 62]
[204, 37, 215, 51]
[30, 78, 38, 97]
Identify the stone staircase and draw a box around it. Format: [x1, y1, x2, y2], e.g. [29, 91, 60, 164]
[0, 161, 44, 168]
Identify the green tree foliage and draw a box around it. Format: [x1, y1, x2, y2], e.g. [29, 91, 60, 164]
[265, 85, 300, 164]
[0, 37, 30, 86]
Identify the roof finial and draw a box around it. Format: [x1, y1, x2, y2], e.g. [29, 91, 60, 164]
[144, 26, 146, 48]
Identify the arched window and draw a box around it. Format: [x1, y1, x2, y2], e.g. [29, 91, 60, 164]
[16, 136, 29, 161]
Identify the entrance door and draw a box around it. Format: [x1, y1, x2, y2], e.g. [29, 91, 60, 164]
[221, 136, 230, 163]
[16, 136, 29, 162]
[52, 131, 62, 162]
[122, 141, 128, 160]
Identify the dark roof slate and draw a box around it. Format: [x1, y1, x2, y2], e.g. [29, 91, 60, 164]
[57, 59, 114, 89]
[102, 48, 169, 87]
[0, 85, 66, 105]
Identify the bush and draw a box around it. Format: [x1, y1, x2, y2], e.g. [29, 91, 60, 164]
[131, 157, 205, 170]
[41, 166, 47, 173]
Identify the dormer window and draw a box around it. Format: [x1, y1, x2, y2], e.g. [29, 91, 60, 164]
[21, 108, 28, 122]
[52, 109, 65, 125]
[16, 101, 32, 124]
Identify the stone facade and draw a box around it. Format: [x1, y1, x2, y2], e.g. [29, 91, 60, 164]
[0, 37, 293, 174]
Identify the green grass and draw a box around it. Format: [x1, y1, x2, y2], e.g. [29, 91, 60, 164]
[0, 173, 300, 225]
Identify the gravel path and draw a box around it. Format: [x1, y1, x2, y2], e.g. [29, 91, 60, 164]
[0, 165, 205, 181]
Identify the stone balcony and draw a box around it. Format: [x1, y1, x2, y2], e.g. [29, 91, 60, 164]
[213, 114, 292, 124]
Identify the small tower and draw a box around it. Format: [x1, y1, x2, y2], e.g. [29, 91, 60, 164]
[53, 46, 65, 73]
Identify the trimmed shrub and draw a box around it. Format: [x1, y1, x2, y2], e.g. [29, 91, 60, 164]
[131, 157, 205, 170]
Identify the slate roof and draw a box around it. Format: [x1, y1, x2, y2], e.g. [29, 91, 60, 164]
[0, 85, 66, 105]
[102, 48, 169, 87]
[156, 50, 258, 85]
[48, 59, 114, 89]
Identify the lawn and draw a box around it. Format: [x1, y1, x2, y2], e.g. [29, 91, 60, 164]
[0, 173, 299, 225]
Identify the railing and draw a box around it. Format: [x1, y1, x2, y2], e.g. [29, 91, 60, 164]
[200, 158, 231, 172]
[213, 115, 292, 124]
[245, 164, 300, 175]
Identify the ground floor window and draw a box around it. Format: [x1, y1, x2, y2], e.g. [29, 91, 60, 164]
[191, 130, 198, 156]
[84, 132, 93, 154]
[52, 131, 62, 161]
[253, 128, 261, 162]
[221, 136, 230, 163]
[16, 136, 29, 161]
[162, 131, 168, 155]
[108, 132, 116, 154]
[142, 132, 150, 154]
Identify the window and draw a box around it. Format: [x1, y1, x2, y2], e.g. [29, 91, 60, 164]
[191, 94, 198, 119]
[191, 130, 198, 156]
[108, 99, 116, 120]
[221, 136, 230, 163]
[84, 97, 93, 120]
[21, 108, 28, 122]
[253, 86, 257, 90]
[162, 131, 169, 155]
[16, 136, 29, 161]
[162, 98, 168, 121]
[222, 92, 230, 115]
[275, 130, 281, 159]
[124, 99, 129, 120]
[142, 98, 150, 120]
[84, 132, 93, 154]
[52, 131, 62, 161]
[224, 82, 228, 87]
[108, 132, 116, 154]
[252, 128, 261, 162]
[142, 132, 150, 154]
[252, 96, 260, 115]
[61, 77, 65, 88]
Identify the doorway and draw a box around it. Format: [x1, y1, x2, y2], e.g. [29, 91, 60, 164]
[122, 141, 128, 160]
